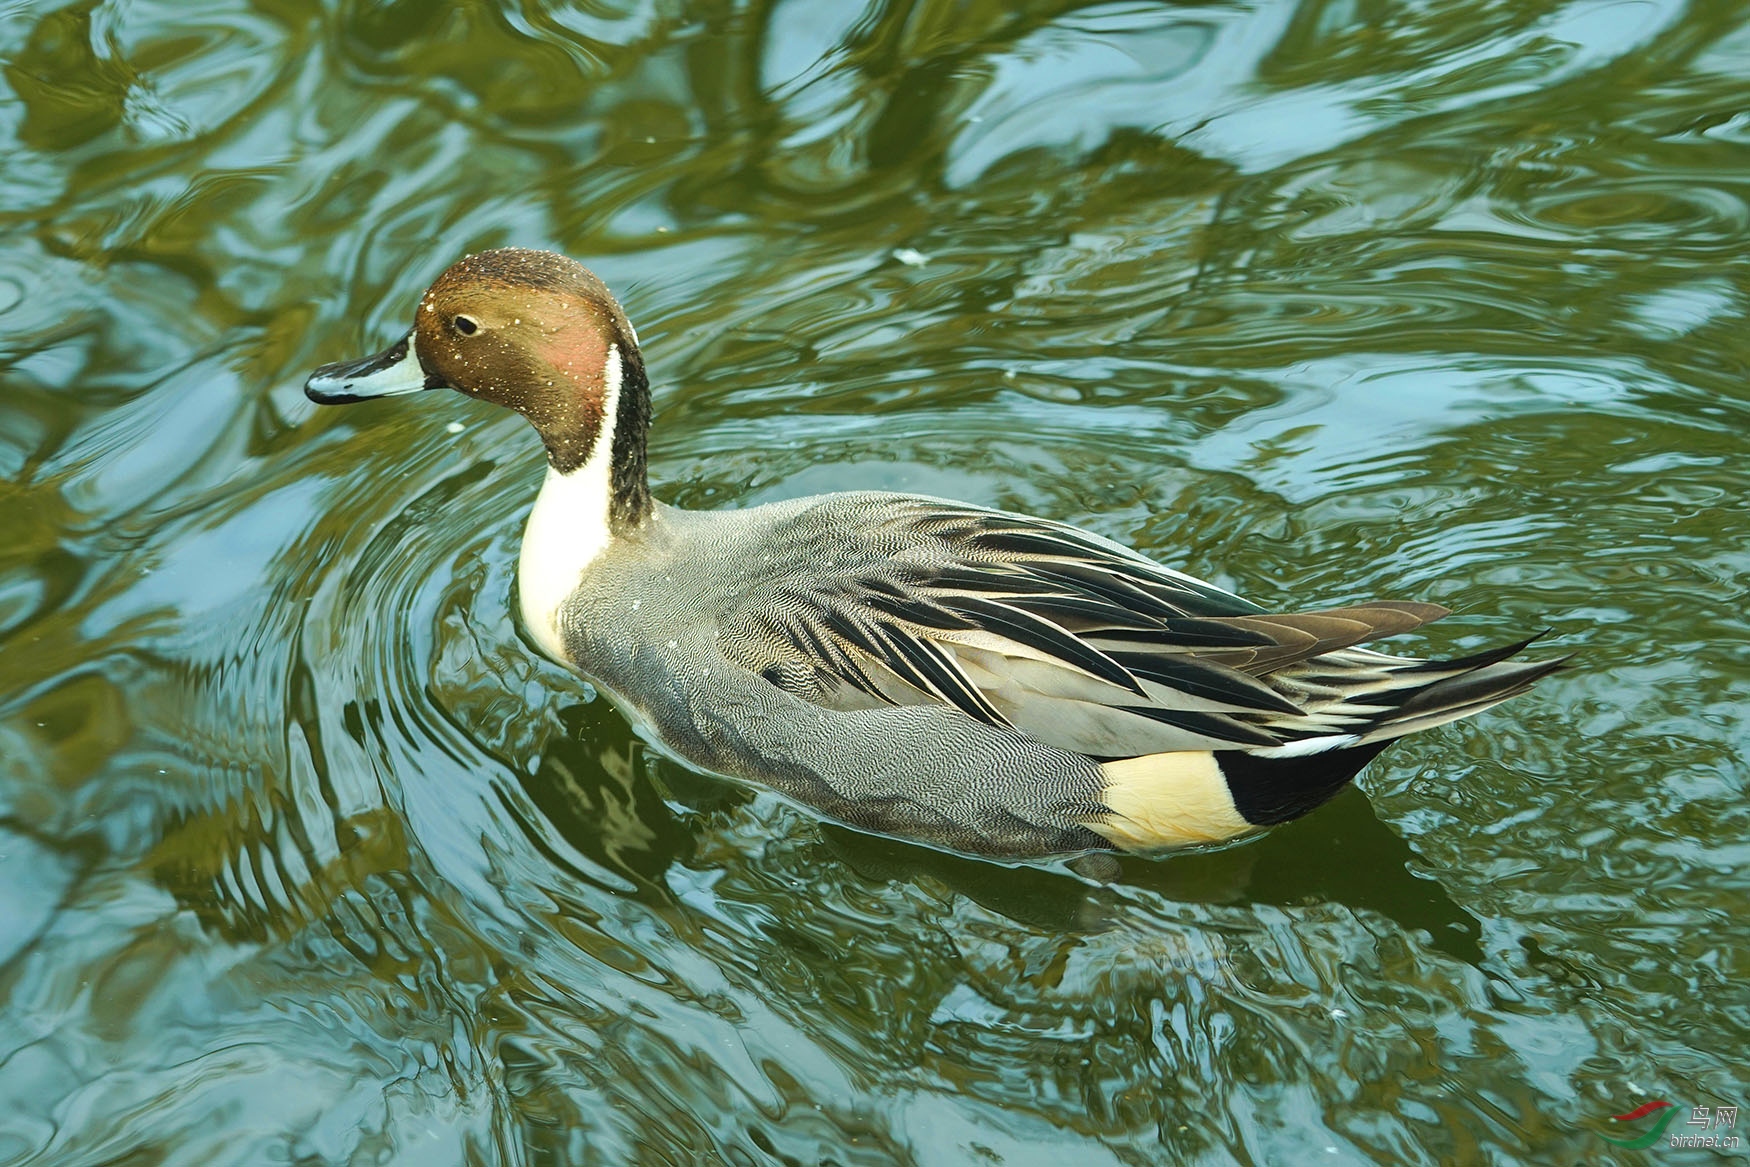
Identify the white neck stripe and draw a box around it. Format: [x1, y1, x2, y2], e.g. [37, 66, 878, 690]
[517, 343, 622, 663]
[593, 344, 623, 478]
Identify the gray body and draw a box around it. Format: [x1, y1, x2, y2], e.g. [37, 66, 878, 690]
[559, 494, 1113, 857]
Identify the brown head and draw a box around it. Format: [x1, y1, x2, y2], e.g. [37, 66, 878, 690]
[305, 247, 651, 529]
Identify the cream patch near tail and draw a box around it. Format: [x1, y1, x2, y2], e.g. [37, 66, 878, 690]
[1086, 751, 1254, 851]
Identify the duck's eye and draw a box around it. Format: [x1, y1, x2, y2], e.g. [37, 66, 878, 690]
[452, 315, 479, 336]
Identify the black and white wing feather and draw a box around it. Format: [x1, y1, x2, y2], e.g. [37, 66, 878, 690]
[720, 499, 1553, 758]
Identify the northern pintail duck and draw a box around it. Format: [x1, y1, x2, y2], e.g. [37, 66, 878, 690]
[306, 248, 1560, 860]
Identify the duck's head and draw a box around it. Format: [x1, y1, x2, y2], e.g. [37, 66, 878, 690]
[305, 247, 651, 526]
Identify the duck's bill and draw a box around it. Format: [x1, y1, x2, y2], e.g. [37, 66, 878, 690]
[305, 332, 443, 404]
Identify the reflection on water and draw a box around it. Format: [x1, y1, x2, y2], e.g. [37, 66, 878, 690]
[2, 0, 1747, 1163]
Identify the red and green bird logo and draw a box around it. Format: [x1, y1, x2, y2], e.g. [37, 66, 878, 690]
[1601, 1101, 1676, 1148]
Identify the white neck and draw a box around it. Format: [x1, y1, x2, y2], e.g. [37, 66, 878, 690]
[518, 344, 622, 663]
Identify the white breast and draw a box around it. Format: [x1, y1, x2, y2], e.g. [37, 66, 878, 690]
[515, 346, 622, 664]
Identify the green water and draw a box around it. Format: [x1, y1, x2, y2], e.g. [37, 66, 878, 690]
[3, 0, 1747, 1163]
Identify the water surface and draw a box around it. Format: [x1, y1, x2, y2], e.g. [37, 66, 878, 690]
[2, 1, 1747, 1163]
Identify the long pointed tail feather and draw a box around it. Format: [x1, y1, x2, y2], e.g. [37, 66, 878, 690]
[1086, 632, 1566, 852]
[1357, 653, 1570, 743]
